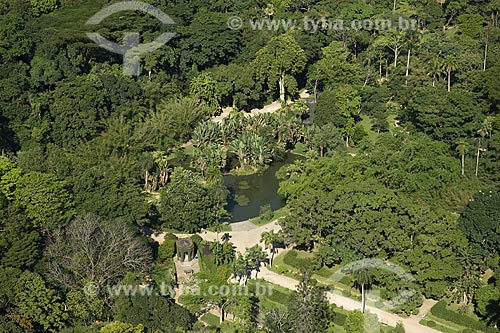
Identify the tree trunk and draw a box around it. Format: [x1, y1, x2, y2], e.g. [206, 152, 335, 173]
[145, 169, 149, 192]
[279, 72, 286, 102]
[361, 283, 366, 314]
[405, 47, 411, 85]
[476, 145, 481, 177]
[483, 42, 488, 71]
[345, 136, 349, 148]
[393, 0, 396, 12]
[447, 69, 451, 92]
[461, 153, 465, 176]
[394, 47, 398, 67]
[220, 308, 225, 324]
[379, 62, 382, 78]
[270, 248, 274, 267]
[313, 79, 318, 103]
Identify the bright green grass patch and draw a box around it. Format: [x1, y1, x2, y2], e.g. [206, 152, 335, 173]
[420, 319, 459, 333]
[387, 114, 399, 132]
[359, 115, 377, 142]
[206, 222, 232, 232]
[200, 313, 220, 327]
[38, 0, 110, 33]
[249, 206, 288, 226]
[246, 279, 292, 310]
[291, 142, 308, 156]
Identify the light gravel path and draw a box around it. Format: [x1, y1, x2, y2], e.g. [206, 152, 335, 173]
[258, 266, 441, 333]
[212, 91, 310, 123]
[151, 219, 281, 254]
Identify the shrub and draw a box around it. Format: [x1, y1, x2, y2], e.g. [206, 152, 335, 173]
[283, 250, 313, 270]
[276, 265, 287, 274]
[158, 233, 177, 262]
[430, 300, 497, 333]
[190, 234, 203, 256]
[392, 321, 405, 333]
[427, 320, 437, 328]
[332, 311, 347, 326]
[341, 289, 352, 297]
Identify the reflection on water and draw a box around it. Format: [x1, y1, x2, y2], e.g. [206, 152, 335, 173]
[224, 154, 303, 222]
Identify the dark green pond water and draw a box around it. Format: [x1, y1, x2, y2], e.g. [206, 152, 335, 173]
[224, 153, 303, 222]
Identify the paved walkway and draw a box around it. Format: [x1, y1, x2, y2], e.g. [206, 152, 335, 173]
[150, 203, 439, 331]
[151, 219, 281, 254]
[258, 266, 440, 333]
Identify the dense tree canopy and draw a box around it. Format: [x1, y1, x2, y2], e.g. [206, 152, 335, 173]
[0, 0, 499, 330]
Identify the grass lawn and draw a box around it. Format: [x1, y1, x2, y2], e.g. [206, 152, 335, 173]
[246, 278, 292, 310]
[200, 313, 220, 327]
[359, 115, 378, 142]
[38, 0, 107, 34]
[249, 206, 288, 226]
[206, 222, 232, 232]
[387, 114, 399, 132]
[291, 142, 308, 156]
[420, 318, 460, 333]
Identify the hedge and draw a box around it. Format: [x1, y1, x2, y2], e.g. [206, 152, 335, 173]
[158, 233, 177, 262]
[282, 250, 314, 270]
[430, 300, 497, 333]
[332, 311, 347, 326]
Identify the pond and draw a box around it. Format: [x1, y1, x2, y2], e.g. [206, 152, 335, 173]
[224, 153, 303, 222]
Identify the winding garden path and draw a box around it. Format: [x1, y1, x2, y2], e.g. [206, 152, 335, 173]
[258, 266, 440, 333]
[212, 91, 310, 123]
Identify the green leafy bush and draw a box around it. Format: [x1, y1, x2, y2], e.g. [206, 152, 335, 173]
[430, 300, 496, 333]
[332, 311, 347, 326]
[341, 289, 352, 297]
[158, 233, 177, 262]
[282, 250, 314, 270]
[31, 0, 58, 16]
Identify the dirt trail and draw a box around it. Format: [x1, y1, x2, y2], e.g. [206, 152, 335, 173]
[212, 91, 310, 123]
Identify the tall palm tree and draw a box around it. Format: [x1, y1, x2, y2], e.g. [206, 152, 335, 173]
[455, 139, 469, 176]
[426, 58, 443, 87]
[476, 118, 493, 177]
[352, 263, 373, 314]
[232, 254, 247, 284]
[245, 245, 268, 279]
[260, 231, 279, 267]
[442, 55, 459, 92]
